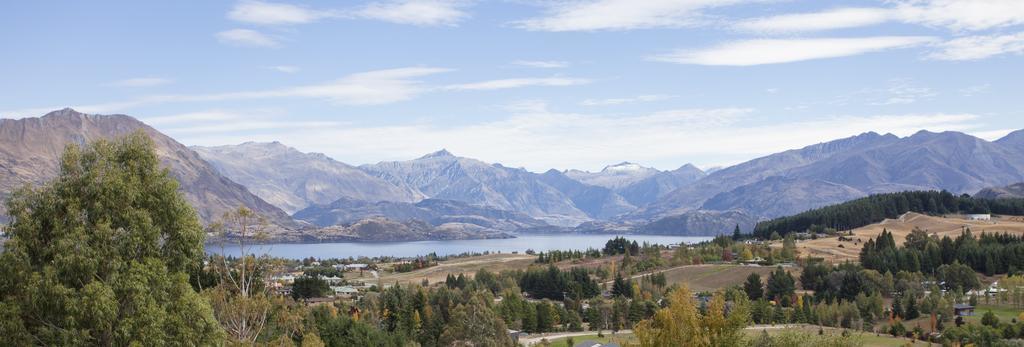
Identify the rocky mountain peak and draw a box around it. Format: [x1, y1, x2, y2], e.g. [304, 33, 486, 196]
[419, 149, 455, 159]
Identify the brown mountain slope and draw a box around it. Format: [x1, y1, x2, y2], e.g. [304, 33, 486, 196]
[0, 108, 295, 227]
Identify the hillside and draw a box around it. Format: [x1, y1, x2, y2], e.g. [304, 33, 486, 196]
[193, 142, 423, 214]
[752, 190, 1024, 238]
[0, 109, 295, 227]
[640, 130, 1024, 220]
[795, 213, 1024, 263]
[975, 182, 1024, 200]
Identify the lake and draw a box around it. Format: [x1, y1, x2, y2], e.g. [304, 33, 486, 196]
[206, 234, 712, 259]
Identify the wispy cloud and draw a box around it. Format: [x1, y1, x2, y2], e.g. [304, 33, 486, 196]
[228, 1, 338, 25]
[650, 36, 936, 66]
[516, 0, 748, 32]
[734, 1, 1024, 33]
[5, 68, 595, 116]
[735, 7, 892, 33]
[266, 65, 300, 73]
[357, 0, 469, 26]
[895, 0, 1024, 32]
[512, 60, 570, 68]
[103, 77, 172, 88]
[443, 77, 590, 91]
[580, 94, 675, 106]
[928, 32, 1024, 60]
[959, 84, 991, 97]
[143, 109, 343, 135]
[215, 29, 280, 47]
[868, 80, 937, 105]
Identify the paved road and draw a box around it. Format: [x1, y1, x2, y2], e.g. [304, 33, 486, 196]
[518, 329, 633, 346]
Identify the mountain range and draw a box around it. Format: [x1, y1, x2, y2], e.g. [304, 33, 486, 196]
[2, 109, 1023, 240]
[0, 109, 295, 227]
[192, 142, 422, 214]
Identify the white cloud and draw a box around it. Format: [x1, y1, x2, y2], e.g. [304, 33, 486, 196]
[512, 60, 570, 68]
[928, 33, 1024, 60]
[357, 0, 469, 26]
[580, 94, 675, 106]
[6, 68, 595, 116]
[161, 102, 990, 172]
[894, 0, 1024, 32]
[142, 109, 343, 135]
[267, 65, 300, 73]
[651, 36, 936, 66]
[103, 77, 172, 88]
[215, 29, 280, 47]
[868, 80, 937, 105]
[959, 84, 991, 96]
[516, 0, 748, 32]
[443, 77, 590, 91]
[228, 1, 337, 25]
[735, 7, 893, 33]
[141, 110, 246, 126]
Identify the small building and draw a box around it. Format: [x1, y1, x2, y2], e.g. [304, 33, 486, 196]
[332, 285, 359, 298]
[344, 264, 368, 271]
[967, 214, 991, 221]
[954, 304, 975, 317]
[272, 274, 296, 284]
[320, 275, 344, 285]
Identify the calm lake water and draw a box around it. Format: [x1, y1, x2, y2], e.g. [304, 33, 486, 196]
[206, 234, 712, 259]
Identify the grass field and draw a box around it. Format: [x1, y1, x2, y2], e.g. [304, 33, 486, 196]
[347, 253, 537, 286]
[964, 304, 1024, 324]
[541, 333, 636, 347]
[794, 213, 1024, 263]
[660, 264, 789, 292]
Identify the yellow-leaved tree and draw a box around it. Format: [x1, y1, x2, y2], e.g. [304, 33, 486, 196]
[633, 285, 750, 347]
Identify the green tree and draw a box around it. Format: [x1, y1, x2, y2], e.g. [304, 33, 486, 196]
[743, 273, 764, 300]
[439, 297, 514, 347]
[292, 276, 331, 300]
[0, 132, 223, 345]
[766, 266, 796, 306]
[981, 310, 1000, 327]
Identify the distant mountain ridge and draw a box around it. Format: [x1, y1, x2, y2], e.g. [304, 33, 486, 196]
[6, 109, 1023, 239]
[975, 182, 1024, 200]
[193, 142, 423, 214]
[360, 150, 591, 226]
[293, 197, 547, 232]
[0, 109, 294, 227]
[639, 130, 1024, 220]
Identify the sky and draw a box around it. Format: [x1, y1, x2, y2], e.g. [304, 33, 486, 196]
[1, 0, 1022, 172]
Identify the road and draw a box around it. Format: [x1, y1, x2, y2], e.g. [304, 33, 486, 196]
[518, 329, 632, 346]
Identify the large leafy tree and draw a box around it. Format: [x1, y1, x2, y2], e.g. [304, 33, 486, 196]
[0, 132, 223, 345]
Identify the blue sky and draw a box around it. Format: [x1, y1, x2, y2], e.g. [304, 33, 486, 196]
[2, 0, 1022, 172]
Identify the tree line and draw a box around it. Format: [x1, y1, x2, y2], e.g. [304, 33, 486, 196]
[860, 228, 1024, 278]
[754, 190, 1024, 238]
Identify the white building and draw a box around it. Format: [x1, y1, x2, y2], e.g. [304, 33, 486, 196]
[967, 214, 991, 221]
[332, 285, 359, 297]
[320, 275, 344, 285]
[344, 264, 368, 271]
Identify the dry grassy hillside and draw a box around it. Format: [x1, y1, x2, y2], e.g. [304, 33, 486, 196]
[796, 213, 1024, 263]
